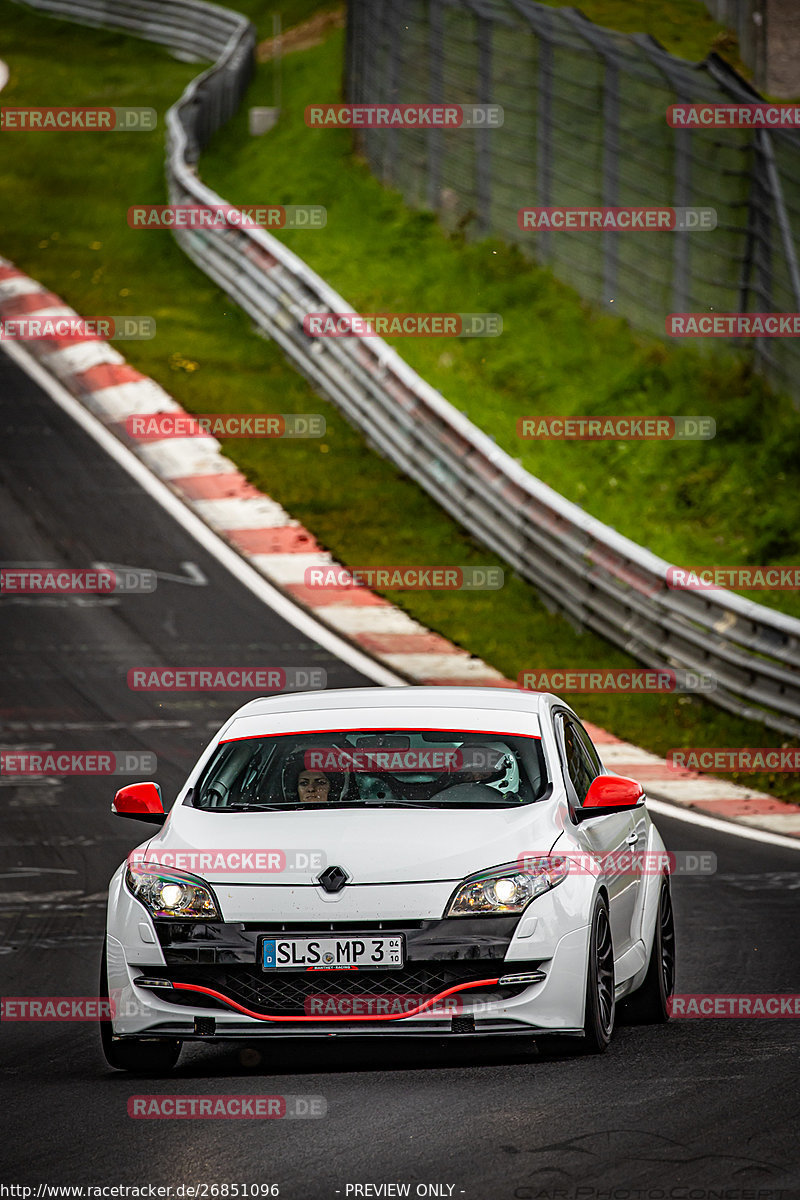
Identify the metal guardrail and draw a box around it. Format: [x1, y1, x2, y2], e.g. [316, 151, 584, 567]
[12, 0, 800, 738]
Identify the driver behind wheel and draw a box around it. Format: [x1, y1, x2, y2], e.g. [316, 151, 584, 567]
[281, 751, 350, 803]
[297, 769, 331, 802]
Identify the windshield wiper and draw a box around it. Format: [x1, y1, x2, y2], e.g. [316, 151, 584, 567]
[333, 801, 438, 809]
[200, 800, 446, 811]
[434, 800, 522, 808]
[211, 803, 291, 812]
[224, 802, 386, 811]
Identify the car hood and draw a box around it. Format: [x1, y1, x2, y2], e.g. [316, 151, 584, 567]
[140, 801, 565, 885]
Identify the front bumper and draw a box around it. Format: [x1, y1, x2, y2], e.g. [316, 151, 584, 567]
[105, 866, 594, 1038]
[106, 925, 590, 1039]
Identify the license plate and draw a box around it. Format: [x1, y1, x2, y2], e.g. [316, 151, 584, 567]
[261, 935, 404, 971]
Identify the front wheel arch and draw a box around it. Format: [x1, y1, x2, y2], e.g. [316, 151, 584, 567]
[98, 939, 182, 1075]
[538, 891, 615, 1056]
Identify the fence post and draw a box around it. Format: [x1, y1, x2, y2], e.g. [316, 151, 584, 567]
[748, 132, 773, 379]
[535, 8, 554, 264]
[476, 14, 493, 235]
[759, 129, 800, 308]
[602, 58, 619, 301]
[671, 127, 691, 313]
[381, 0, 402, 187]
[427, 0, 444, 212]
[346, 0, 368, 158]
[344, 0, 358, 103]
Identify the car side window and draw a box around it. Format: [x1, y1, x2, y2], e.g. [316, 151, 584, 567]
[573, 720, 604, 777]
[556, 714, 599, 805]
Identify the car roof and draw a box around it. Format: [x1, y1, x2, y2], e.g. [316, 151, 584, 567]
[231, 685, 551, 719]
[216, 686, 558, 742]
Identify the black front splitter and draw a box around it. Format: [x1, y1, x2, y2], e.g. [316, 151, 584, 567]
[112, 1019, 561, 1039]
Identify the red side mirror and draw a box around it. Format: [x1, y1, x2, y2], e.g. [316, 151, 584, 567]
[583, 774, 644, 810]
[113, 781, 166, 824]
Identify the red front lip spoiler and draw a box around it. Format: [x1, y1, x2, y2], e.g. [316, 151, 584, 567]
[171, 977, 502, 1022]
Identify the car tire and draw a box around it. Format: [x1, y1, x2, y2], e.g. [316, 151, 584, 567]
[537, 893, 615, 1056]
[618, 875, 676, 1024]
[99, 941, 182, 1075]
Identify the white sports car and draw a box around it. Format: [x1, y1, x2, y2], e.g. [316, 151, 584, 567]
[101, 686, 676, 1072]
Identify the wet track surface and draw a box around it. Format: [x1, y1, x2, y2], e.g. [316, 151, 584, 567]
[1, 348, 799, 1197]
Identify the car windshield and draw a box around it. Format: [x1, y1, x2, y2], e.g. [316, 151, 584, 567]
[192, 728, 548, 810]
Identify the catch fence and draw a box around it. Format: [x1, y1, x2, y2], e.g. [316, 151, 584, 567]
[346, 0, 800, 404]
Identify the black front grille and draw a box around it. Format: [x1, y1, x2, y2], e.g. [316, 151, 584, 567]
[141, 961, 528, 1017]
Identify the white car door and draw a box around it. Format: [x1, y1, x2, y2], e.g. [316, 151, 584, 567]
[554, 712, 642, 960]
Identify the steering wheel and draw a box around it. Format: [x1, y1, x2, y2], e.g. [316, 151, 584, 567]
[356, 773, 402, 802]
[391, 772, 455, 802]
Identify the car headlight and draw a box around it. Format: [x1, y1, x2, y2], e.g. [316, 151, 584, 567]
[445, 856, 568, 916]
[125, 863, 220, 920]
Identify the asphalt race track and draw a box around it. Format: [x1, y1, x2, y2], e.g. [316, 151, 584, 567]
[1, 348, 799, 1197]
